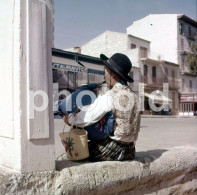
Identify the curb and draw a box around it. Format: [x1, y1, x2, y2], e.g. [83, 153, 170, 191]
[141, 115, 197, 118]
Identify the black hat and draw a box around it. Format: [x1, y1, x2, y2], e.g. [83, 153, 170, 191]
[100, 53, 134, 83]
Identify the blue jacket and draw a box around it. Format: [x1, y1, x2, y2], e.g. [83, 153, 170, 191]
[58, 84, 114, 141]
[59, 84, 98, 114]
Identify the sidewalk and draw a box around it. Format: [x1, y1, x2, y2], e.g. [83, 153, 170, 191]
[137, 117, 197, 152]
[141, 114, 197, 118]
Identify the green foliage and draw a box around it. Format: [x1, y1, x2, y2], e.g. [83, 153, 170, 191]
[186, 35, 197, 74]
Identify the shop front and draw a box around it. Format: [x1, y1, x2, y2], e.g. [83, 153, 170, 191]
[52, 48, 105, 94]
[179, 93, 197, 116]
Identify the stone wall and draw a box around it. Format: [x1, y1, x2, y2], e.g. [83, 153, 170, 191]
[0, 145, 196, 195]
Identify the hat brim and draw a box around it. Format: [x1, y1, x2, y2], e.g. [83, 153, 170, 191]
[100, 54, 134, 83]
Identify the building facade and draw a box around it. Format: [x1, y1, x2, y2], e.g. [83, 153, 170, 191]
[52, 48, 105, 95]
[126, 14, 197, 116]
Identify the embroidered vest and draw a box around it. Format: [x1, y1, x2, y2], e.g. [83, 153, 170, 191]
[108, 84, 139, 137]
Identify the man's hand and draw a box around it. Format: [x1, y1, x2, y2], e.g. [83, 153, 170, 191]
[63, 114, 70, 126]
[97, 81, 105, 87]
[63, 111, 79, 126]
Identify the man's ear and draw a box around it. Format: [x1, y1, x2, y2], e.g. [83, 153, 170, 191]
[112, 72, 119, 80]
[111, 71, 115, 77]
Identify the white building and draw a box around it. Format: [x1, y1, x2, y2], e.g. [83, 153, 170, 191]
[127, 14, 197, 116]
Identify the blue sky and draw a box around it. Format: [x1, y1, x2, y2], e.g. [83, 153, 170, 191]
[54, 0, 196, 49]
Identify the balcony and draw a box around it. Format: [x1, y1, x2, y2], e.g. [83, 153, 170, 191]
[130, 48, 164, 63]
[168, 80, 180, 90]
[143, 76, 163, 87]
[186, 32, 196, 40]
[140, 51, 164, 62]
[142, 76, 179, 89]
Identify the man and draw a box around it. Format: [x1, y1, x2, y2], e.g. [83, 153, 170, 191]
[64, 53, 141, 161]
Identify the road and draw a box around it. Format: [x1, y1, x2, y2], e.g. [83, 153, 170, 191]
[54, 117, 197, 158]
[136, 117, 197, 152]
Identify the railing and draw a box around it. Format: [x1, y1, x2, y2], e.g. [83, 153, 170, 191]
[186, 32, 196, 40]
[168, 80, 180, 89]
[140, 51, 164, 61]
[148, 52, 163, 61]
[130, 48, 164, 62]
[141, 76, 180, 89]
[142, 76, 164, 86]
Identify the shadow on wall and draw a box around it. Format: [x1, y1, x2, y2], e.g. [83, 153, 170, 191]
[55, 149, 168, 171]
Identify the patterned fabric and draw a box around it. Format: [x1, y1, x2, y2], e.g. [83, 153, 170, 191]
[108, 84, 141, 140]
[88, 137, 135, 161]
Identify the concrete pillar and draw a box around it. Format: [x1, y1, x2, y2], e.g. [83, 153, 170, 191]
[0, 0, 55, 173]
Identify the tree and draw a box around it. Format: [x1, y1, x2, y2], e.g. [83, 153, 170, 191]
[186, 35, 197, 74]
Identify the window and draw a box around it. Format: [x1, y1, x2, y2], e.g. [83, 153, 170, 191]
[164, 67, 168, 82]
[189, 80, 192, 92]
[188, 41, 191, 48]
[188, 26, 191, 37]
[189, 103, 193, 112]
[144, 65, 148, 83]
[181, 55, 185, 71]
[181, 38, 184, 51]
[152, 66, 156, 83]
[172, 70, 175, 87]
[184, 103, 188, 112]
[191, 30, 196, 40]
[179, 104, 183, 112]
[182, 79, 185, 91]
[180, 23, 185, 35]
[172, 92, 175, 109]
[140, 46, 148, 58]
[131, 44, 136, 49]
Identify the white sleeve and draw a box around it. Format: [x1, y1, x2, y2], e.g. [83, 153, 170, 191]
[68, 93, 114, 127]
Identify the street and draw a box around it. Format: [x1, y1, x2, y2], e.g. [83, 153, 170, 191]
[136, 117, 197, 152]
[55, 117, 197, 158]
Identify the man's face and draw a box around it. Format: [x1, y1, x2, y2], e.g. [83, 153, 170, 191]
[104, 67, 111, 87]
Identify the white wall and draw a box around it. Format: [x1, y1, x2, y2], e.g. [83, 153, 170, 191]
[81, 31, 128, 58]
[128, 35, 150, 51]
[127, 14, 179, 64]
[0, 0, 55, 173]
[0, 0, 22, 171]
[129, 68, 141, 93]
